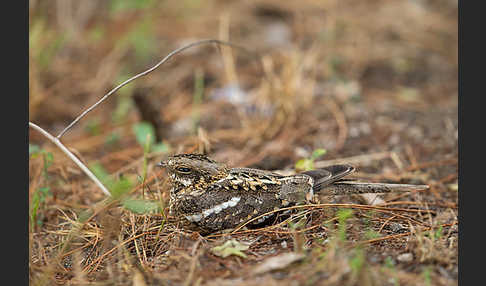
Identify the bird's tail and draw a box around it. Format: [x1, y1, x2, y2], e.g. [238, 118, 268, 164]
[319, 181, 429, 195]
[302, 165, 429, 195]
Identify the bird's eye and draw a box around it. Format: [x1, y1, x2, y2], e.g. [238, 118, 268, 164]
[176, 167, 192, 173]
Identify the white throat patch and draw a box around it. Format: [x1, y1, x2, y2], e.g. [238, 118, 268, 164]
[173, 175, 193, 187]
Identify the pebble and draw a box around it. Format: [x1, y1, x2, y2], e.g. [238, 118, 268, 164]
[397, 253, 413, 263]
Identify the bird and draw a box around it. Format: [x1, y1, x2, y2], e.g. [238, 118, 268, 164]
[157, 153, 429, 233]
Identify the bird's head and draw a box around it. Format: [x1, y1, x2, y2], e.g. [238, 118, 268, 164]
[157, 153, 229, 196]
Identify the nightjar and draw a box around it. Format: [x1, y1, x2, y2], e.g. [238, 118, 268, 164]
[157, 153, 428, 232]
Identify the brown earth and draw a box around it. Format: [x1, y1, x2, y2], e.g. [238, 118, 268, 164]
[29, 1, 458, 285]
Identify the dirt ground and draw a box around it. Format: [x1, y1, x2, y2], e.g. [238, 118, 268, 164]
[29, 1, 458, 285]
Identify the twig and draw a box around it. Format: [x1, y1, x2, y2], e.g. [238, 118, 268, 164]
[56, 39, 255, 139]
[29, 122, 111, 196]
[314, 151, 391, 168]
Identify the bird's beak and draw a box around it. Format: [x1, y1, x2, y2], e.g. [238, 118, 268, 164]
[156, 161, 167, 168]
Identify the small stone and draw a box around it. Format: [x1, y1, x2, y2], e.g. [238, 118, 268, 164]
[397, 253, 413, 263]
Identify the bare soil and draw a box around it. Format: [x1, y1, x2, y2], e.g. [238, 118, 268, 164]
[29, 1, 458, 285]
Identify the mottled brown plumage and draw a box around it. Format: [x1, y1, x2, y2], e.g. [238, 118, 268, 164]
[157, 153, 428, 232]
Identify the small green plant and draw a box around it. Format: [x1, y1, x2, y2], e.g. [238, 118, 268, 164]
[383, 257, 399, 286]
[89, 162, 133, 199]
[105, 131, 121, 148]
[433, 225, 443, 240]
[29, 145, 55, 231]
[384, 256, 395, 269]
[109, 0, 156, 14]
[337, 208, 353, 241]
[122, 199, 161, 214]
[295, 148, 327, 171]
[30, 187, 51, 230]
[89, 153, 164, 216]
[30, 144, 54, 179]
[29, 18, 67, 70]
[364, 229, 381, 240]
[422, 265, 432, 286]
[192, 68, 205, 133]
[132, 121, 170, 154]
[112, 95, 134, 124]
[133, 121, 156, 147]
[84, 118, 101, 136]
[42, 152, 54, 179]
[29, 144, 41, 155]
[142, 133, 152, 183]
[116, 14, 157, 61]
[349, 246, 365, 277]
[111, 72, 136, 124]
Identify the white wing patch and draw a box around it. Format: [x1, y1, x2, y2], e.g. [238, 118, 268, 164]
[185, 197, 241, 222]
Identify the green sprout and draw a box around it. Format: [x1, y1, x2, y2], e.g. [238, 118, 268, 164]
[337, 208, 353, 241]
[295, 148, 327, 171]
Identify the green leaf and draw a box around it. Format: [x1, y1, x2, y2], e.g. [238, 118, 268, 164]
[310, 148, 327, 160]
[109, 176, 133, 199]
[29, 144, 41, 156]
[295, 148, 327, 171]
[89, 162, 110, 184]
[43, 152, 54, 168]
[295, 158, 314, 171]
[30, 187, 51, 230]
[122, 199, 161, 214]
[89, 162, 132, 198]
[133, 122, 156, 147]
[434, 225, 443, 240]
[211, 239, 249, 258]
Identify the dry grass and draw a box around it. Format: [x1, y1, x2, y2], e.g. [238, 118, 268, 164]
[29, 0, 457, 285]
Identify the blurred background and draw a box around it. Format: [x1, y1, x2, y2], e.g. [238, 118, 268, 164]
[29, 1, 458, 284]
[29, 0, 457, 172]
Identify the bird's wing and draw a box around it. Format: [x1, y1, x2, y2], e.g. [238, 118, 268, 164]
[301, 164, 355, 192]
[206, 167, 285, 193]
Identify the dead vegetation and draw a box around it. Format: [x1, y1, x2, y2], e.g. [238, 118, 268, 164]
[29, 0, 457, 285]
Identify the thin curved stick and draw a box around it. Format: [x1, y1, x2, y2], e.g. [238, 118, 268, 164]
[56, 39, 255, 139]
[29, 122, 111, 196]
